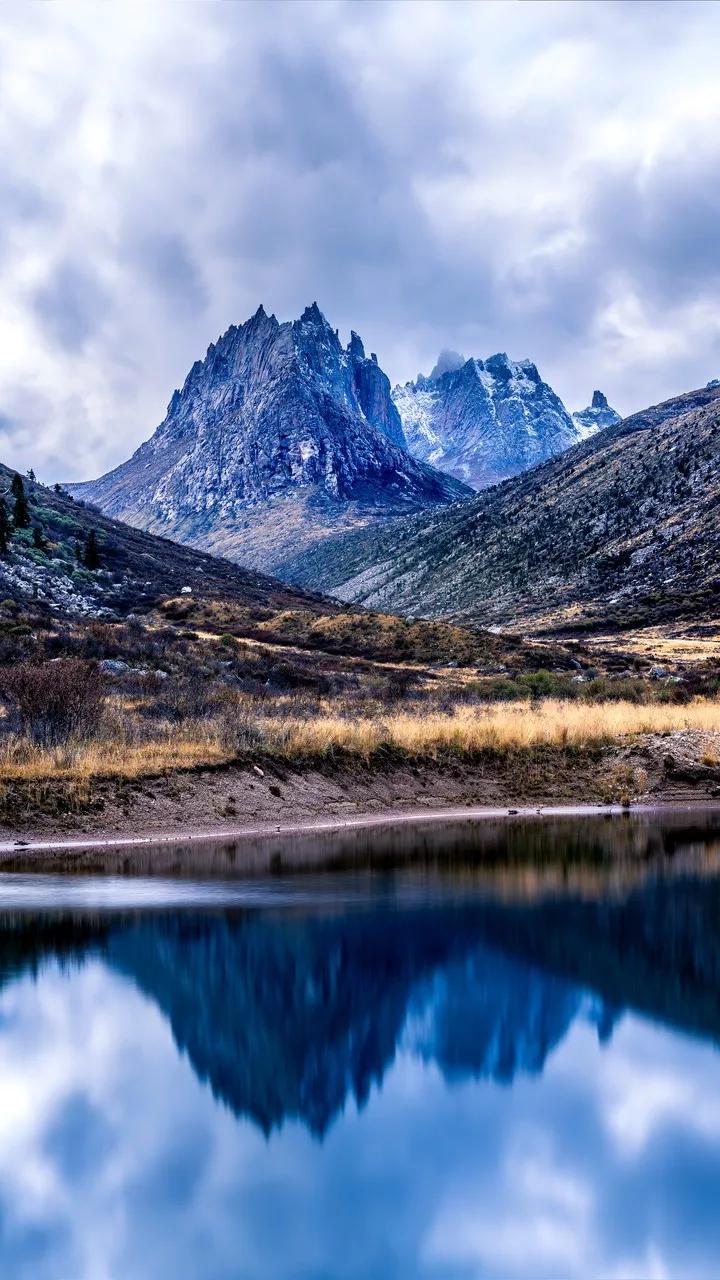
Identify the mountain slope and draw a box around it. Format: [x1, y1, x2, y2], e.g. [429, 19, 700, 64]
[283, 383, 720, 634]
[67, 305, 470, 574]
[0, 464, 554, 675]
[392, 352, 580, 489]
[0, 463, 336, 619]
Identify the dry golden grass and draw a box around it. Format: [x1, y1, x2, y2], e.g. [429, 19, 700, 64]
[584, 627, 720, 664]
[273, 697, 720, 760]
[1, 695, 719, 784]
[0, 730, 227, 782]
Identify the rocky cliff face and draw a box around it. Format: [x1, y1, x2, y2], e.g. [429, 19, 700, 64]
[392, 352, 580, 490]
[67, 305, 469, 574]
[572, 389, 621, 437]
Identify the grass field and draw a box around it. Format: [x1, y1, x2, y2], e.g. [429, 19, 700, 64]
[1, 694, 719, 785]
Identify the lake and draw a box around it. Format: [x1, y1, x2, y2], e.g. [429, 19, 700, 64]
[1, 810, 720, 1278]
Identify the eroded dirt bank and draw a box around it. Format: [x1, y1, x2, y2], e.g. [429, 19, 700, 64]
[2, 729, 720, 853]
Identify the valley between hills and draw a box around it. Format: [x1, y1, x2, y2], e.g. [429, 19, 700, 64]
[1, 306, 720, 841]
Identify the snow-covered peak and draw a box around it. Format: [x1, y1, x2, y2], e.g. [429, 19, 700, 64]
[392, 348, 578, 490]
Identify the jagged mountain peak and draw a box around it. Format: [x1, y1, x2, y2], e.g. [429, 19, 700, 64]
[67, 304, 469, 575]
[348, 329, 365, 360]
[298, 299, 326, 324]
[393, 348, 578, 490]
[572, 389, 621, 438]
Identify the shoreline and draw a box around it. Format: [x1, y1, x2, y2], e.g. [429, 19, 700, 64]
[1, 797, 720, 878]
[3, 797, 720, 857]
[2, 731, 720, 869]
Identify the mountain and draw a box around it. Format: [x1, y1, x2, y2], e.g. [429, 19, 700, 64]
[0, 462, 335, 620]
[282, 382, 720, 635]
[104, 904, 598, 1135]
[392, 352, 580, 489]
[67, 305, 470, 575]
[572, 389, 621, 437]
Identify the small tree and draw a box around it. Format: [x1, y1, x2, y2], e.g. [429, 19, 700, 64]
[11, 474, 30, 529]
[26, 468, 36, 483]
[83, 529, 100, 570]
[32, 524, 46, 551]
[0, 498, 10, 555]
[53, 483, 63, 495]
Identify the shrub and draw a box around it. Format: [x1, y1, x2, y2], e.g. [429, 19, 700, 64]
[0, 658, 106, 747]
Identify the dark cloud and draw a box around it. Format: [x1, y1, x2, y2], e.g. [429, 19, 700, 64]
[31, 262, 109, 354]
[124, 231, 208, 314]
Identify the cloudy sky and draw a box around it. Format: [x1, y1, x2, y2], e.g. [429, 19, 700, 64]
[1, 0, 719, 481]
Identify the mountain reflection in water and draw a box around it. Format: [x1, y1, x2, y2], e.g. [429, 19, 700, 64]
[3, 814, 720, 1278]
[1, 821, 720, 1138]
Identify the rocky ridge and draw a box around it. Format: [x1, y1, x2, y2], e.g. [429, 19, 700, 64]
[572, 390, 621, 438]
[68, 305, 470, 574]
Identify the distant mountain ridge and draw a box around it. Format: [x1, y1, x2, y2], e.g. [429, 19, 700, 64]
[282, 382, 720, 634]
[392, 352, 584, 489]
[67, 305, 470, 575]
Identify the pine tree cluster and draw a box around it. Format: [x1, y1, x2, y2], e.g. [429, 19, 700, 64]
[0, 471, 102, 570]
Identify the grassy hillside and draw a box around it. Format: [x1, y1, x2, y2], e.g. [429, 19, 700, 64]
[0, 464, 338, 619]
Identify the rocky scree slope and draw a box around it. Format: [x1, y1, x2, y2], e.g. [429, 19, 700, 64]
[392, 351, 582, 490]
[68, 305, 470, 575]
[282, 383, 720, 635]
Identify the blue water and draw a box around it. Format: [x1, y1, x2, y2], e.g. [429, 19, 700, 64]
[1, 816, 720, 1278]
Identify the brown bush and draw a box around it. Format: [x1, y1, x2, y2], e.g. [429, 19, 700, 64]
[0, 658, 106, 747]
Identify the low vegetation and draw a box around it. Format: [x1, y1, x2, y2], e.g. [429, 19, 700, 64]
[0, 584, 718, 821]
[287, 386, 720, 636]
[0, 631, 718, 789]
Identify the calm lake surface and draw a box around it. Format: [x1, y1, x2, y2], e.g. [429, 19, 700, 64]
[2, 812, 720, 1278]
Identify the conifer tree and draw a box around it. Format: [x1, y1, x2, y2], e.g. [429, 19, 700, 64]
[83, 529, 100, 570]
[32, 525, 46, 551]
[10, 474, 30, 529]
[0, 498, 10, 555]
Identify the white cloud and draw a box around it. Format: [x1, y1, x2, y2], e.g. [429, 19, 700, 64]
[0, 0, 719, 480]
